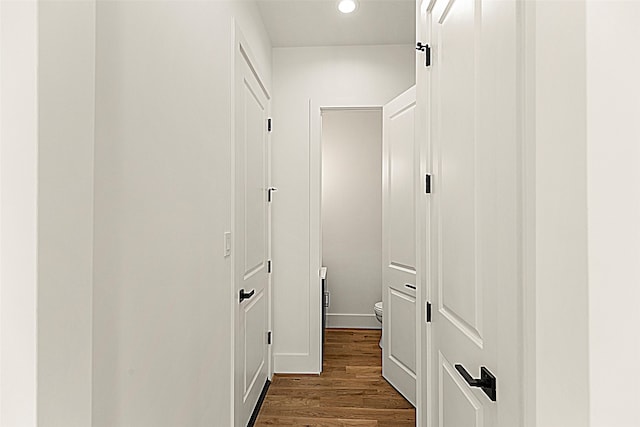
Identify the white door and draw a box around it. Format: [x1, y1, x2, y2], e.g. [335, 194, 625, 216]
[382, 86, 417, 406]
[234, 37, 271, 427]
[424, 0, 522, 424]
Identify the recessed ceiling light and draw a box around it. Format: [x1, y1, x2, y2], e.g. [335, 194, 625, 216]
[338, 0, 358, 14]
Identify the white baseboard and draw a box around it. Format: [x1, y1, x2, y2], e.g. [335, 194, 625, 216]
[326, 313, 381, 329]
[273, 353, 320, 374]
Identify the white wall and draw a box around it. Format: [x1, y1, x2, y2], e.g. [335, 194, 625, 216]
[272, 44, 414, 373]
[531, 3, 640, 426]
[321, 109, 382, 329]
[0, 2, 39, 425]
[586, 2, 640, 426]
[93, 2, 271, 426]
[37, 2, 96, 425]
[1, 3, 96, 425]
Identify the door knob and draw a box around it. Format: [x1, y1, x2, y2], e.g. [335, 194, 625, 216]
[454, 364, 497, 402]
[239, 288, 255, 303]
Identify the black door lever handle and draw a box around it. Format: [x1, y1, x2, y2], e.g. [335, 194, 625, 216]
[239, 288, 255, 303]
[454, 364, 497, 402]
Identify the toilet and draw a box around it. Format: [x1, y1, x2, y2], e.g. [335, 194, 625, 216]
[374, 301, 383, 348]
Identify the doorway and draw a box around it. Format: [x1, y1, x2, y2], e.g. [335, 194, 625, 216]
[317, 92, 418, 407]
[320, 108, 383, 335]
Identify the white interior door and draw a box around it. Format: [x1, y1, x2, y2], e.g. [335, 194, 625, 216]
[234, 37, 271, 427]
[426, 0, 522, 425]
[382, 86, 417, 406]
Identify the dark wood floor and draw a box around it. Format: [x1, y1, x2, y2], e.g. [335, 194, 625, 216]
[254, 329, 415, 427]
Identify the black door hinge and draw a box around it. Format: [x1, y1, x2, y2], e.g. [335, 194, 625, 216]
[267, 187, 278, 202]
[416, 42, 431, 67]
[426, 301, 432, 323]
[425, 174, 432, 194]
[267, 331, 272, 345]
[267, 118, 272, 132]
[267, 260, 272, 273]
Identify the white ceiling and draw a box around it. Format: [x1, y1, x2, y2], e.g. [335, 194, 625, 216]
[257, 0, 415, 48]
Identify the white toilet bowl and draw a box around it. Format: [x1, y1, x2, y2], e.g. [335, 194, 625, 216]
[374, 302, 383, 348]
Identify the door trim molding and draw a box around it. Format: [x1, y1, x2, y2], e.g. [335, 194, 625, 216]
[519, 0, 536, 426]
[416, 1, 431, 425]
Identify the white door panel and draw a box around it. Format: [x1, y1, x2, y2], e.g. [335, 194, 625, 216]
[389, 103, 417, 270]
[243, 291, 266, 398]
[234, 36, 270, 427]
[382, 86, 417, 406]
[388, 288, 416, 375]
[437, 0, 482, 343]
[244, 81, 267, 274]
[440, 355, 483, 427]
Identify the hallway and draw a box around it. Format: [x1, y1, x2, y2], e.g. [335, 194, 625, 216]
[3, 1, 640, 426]
[254, 329, 415, 426]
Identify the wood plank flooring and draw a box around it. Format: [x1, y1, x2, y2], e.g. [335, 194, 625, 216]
[254, 329, 415, 427]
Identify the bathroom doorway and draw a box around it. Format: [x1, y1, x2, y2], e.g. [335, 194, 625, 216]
[320, 108, 383, 341]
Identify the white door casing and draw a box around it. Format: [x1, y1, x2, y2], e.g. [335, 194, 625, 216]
[415, 1, 432, 425]
[426, 0, 522, 425]
[233, 30, 271, 427]
[382, 86, 417, 406]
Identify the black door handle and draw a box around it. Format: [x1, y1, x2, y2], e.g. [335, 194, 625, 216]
[239, 289, 255, 303]
[454, 364, 497, 402]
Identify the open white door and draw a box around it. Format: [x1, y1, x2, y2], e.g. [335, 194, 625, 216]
[425, 0, 522, 425]
[234, 32, 271, 427]
[382, 86, 417, 406]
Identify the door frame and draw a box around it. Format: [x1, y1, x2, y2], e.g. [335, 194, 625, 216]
[519, 0, 588, 425]
[310, 101, 424, 416]
[415, 2, 430, 424]
[231, 22, 273, 426]
[520, 1, 536, 426]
